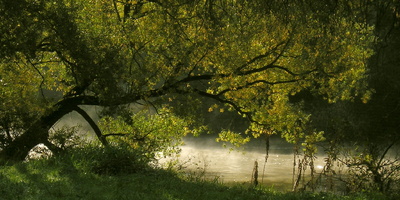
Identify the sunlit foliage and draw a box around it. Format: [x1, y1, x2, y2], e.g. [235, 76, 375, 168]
[0, 0, 375, 161]
[99, 107, 205, 159]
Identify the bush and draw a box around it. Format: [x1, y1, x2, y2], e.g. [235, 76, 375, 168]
[56, 144, 151, 176]
[89, 145, 150, 175]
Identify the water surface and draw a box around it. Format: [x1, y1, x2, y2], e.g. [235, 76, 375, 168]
[174, 136, 327, 190]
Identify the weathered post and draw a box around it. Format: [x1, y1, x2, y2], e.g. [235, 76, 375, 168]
[251, 160, 259, 186]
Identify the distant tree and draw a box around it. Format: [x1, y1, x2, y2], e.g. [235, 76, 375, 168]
[290, 0, 400, 193]
[0, 0, 374, 161]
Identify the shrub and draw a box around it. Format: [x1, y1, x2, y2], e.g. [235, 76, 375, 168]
[56, 144, 151, 176]
[89, 145, 150, 175]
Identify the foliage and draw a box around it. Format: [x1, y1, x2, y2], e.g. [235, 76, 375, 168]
[339, 143, 400, 194]
[48, 126, 84, 150]
[73, 145, 151, 175]
[98, 107, 206, 160]
[216, 130, 250, 149]
[286, 0, 400, 194]
[2, 1, 400, 197]
[0, 0, 375, 163]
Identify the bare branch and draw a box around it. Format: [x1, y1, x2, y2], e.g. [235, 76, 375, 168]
[27, 59, 46, 101]
[377, 140, 399, 167]
[112, 0, 122, 22]
[73, 106, 108, 146]
[235, 40, 287, 73]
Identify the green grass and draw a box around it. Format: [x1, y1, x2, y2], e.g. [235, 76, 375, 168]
[0, 150, 395, 200]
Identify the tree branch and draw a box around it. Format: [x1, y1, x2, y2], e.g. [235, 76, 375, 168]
[216, 79, 298, 96]
[235, 40, 287, 73]
[377, 140, 398, 167]
[27, 59, 47, 101]
[112, 0, 122, 22]
[192, 89, 260, 124]
[103, 130, 151, 142]
[73, 105, 108, 146]
[103, 133, 126, 137]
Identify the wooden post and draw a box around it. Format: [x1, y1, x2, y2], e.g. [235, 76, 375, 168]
[252, 160, 259, 186]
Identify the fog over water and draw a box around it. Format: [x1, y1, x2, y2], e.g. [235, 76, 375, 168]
[175, 135, 327, 189]
[51, 109, 328, 190]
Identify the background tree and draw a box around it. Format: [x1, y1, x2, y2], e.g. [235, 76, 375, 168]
[290, 0, 400, 193]
[0, 0, 374, 162]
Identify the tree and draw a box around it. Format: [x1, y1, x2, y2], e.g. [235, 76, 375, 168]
[338, 0, 400, 193]
[289, 0, 400, 193]
[0, 0, 374, 161]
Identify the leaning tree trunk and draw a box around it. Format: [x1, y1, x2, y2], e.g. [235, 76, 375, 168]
[0, 96, 100, 161]
[1, 122, 57, 161]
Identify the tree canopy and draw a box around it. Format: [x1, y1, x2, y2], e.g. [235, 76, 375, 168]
[0, 0, 375, 161]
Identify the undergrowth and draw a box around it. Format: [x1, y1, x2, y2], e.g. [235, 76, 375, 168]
[0, 147, 397, 200]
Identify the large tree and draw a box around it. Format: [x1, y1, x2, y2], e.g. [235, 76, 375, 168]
[0, 0, 374, 161]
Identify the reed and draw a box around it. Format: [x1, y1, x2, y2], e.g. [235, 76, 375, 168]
[251, 160, 259, 186]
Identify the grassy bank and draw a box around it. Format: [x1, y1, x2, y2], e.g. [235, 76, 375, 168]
[0, 151, 395, 200]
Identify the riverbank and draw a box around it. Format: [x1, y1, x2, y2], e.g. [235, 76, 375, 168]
[0, 155, 394, 200]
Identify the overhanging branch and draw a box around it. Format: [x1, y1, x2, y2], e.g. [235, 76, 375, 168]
[235, 40, 287, 73]
[112, 0, 122, 22]
[73, 105, 108, 146]
[216, 79, 298, 96]
[27, 59, 47, 101]
[192, 89, 260, 124]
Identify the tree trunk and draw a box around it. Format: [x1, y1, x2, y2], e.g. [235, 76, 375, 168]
[1, 124, 54, 161]
[0, 96, 99, 161]
[73, 106, 108, 146]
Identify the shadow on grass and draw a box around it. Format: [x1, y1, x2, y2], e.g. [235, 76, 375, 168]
[0, 157, 396, 200]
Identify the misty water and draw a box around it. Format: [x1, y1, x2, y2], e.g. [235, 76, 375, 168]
[53, 109, 328, 191]
[169, 135, 327, 190]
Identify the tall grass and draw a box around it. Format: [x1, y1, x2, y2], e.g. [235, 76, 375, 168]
[0, 147, 396, 200]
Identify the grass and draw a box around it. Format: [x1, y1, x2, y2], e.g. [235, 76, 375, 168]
[0, 149, 396, 200]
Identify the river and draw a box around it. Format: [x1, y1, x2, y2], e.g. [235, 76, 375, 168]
[167, 135, 327, 190]
[53, 110, 332, 191]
